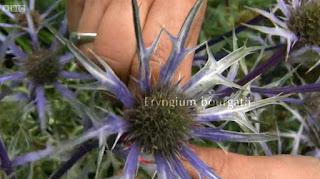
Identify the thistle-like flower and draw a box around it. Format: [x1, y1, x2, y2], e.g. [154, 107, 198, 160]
[0, 0, 62, 32]
[29, 0, 289, 178]
[0, 0, 64, 55]
[244, 0, 320, 61]
[0, 17, 92, 132]
[287, 0, 320, 46]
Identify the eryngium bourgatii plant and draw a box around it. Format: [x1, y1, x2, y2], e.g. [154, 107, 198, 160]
[0, 18, 92, 132]
[17, 0, 290, 178]
[244, 0, 320, 62]
[1, 0, 63, 69]
[0, 0, 63, 46]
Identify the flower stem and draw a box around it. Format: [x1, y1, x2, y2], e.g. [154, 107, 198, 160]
[252, 83, 320, 94]
[49, 141, 98, 179]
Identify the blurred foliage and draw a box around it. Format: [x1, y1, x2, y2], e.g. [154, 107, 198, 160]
[201, 0, 275, 39]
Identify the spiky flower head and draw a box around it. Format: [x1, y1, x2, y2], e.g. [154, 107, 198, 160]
[15, 10, 43, 28]
[244, 0, 320, 61]
[287, 0, 320, 46]
[0, 0, 63, 49]
[124, 85, 196, 157]
[24, 49, 61, 85]
[0, 10, 92, 132]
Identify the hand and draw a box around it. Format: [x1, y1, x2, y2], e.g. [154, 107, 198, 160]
[66, 0, 206, 89]
[185, 146, 320, 179]
[66, 1, 320, 178]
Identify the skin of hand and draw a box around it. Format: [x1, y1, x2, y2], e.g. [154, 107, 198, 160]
[185, 145, 320, 179]
[66, 0, 320, 178]
[66, 0, 206, 88]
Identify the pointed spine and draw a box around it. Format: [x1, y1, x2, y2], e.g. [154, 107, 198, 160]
[132, 0, 162, 94]
[159, 0, 204, 85]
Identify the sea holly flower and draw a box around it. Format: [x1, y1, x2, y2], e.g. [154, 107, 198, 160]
[287, 0, 320, 46]
[244, 0, 320, 63]
[31, 0, 290, 178]
[0, 0, 63, 49]
[0, 0, 62, 31]
[0, 18, 93, 132]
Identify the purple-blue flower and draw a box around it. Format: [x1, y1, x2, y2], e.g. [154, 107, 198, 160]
[244, 0, 320, 68]
[26, 0, 286, 178]
[0, 15, 92, 132]
[0, 0, 63, 49]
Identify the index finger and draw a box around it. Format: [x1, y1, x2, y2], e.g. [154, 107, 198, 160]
[66, 0, 86, 31]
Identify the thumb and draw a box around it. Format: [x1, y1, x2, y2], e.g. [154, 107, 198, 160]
[128, 0, 207, 91]
[184, 145, 320, 179]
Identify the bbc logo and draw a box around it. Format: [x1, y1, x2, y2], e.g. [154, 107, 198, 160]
[1, 5, 26, 12]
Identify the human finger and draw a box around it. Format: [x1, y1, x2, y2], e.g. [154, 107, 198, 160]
[92, 0, 154, 83]
[185, 146, 320, 179]
[76, 0, 112, 71]
[66, 0, 86, 32]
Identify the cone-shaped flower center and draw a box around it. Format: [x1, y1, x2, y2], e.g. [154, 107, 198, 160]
[15, 10, 42, 28]
[124, 86, 197, 157]
[288, 0, 320, 46]
[25, 50, 61, 85]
